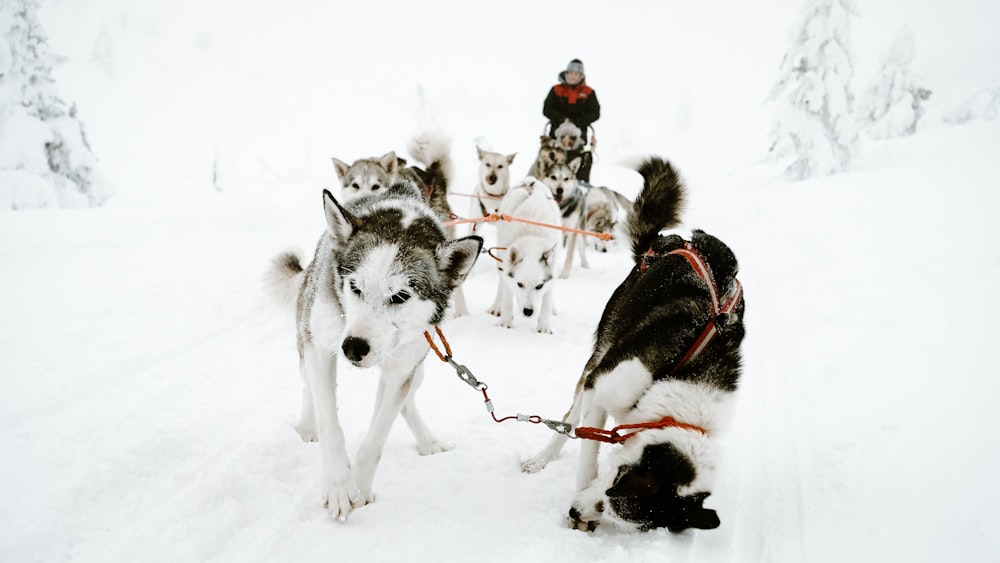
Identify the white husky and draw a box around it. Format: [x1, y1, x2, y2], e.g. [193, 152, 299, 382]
[469, 145, 517, 229]
[488, 177, 562, 333]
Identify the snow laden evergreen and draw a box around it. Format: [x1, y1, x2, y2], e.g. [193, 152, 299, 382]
[945, 86, 1000, 124]
[767, 0, 861, 180]
[0, 0, 111, 209]
[858, 28, 932, 139]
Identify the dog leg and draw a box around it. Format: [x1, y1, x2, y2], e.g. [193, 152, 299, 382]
[521, 387, 584, 473]
[577, 232, 591, 270]
[294, 381, 317, 442]
[452, 286, 470, 317]
[569, 392, 608, 531]
[536, 288, 555, 334]
[302, 344, 358, 521]
[560, 233, 579, 279]
[352, 343, 426, 505]
[400, 364, 453, 455]
[498, 279, 515, 329]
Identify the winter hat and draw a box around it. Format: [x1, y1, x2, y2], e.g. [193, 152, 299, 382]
[565, 59, 585, 75]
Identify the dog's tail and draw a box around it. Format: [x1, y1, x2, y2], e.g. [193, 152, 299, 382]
[264, 251, 305, 313]
[408, 132, 453, 196]
[627, 157, 686, 262]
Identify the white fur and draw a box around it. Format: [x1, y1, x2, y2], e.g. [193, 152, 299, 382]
[468, 146, 516, 231]
[488, 177, 562, 333]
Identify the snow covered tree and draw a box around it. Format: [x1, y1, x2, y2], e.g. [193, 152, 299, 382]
[858, 28, 932, 139]
[0, 0, 111, 209]
[945, 86, 1000, 124]
[767, 0, 861, 180]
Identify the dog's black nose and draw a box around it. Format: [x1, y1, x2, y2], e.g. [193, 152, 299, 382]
[488, 174, 497, 184]
[523, 307, 534, 317]
[342, 336, 370, 363]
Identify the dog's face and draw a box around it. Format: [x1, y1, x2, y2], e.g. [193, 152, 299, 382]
[605, 442, 720, 532]
[501, 238, 558, 318]
[586, 206, 615, 253]
[332, 151, 398, 200]
[554, 121, 584, 150]
[323, 185, 482, 367]
[535, 136, 568, 173]
[541, 157, 581, 205]
[476, 145, 516, 189]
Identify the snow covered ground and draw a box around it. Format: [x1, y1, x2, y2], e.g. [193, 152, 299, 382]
[3, 1, 1000, 562]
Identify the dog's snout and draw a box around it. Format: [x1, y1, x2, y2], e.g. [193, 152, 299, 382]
[342, 336, 371, 363]
[487, 174, 497, 185]
[523, 307, 534, 317]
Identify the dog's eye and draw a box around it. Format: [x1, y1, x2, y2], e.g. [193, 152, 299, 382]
[517, 282, 524, 288]
[535, 283, 544, 290]
[372, 184, 381, 191]
[389, 291, 411, 305]
[349, 281, 362, 296]
[351, 183, 360, 190]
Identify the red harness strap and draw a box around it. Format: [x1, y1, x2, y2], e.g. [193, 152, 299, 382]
[575, 415, 708, 444]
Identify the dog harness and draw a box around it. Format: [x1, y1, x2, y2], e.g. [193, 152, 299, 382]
[572, 242, 744, 442]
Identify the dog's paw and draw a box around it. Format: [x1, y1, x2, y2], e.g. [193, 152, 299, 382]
[568, 500, 604, 532]
[322, 478, 362, 521]
[520, 456, 550, 474]
[416, 438, 454, 456]
[536, 322, 553, 334]
[294, 423, 318, 443]
[487, 306, 502, 317]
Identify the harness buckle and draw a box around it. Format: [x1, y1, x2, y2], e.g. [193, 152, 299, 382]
[541, 419, 577, 438]
[446, 358, 486, 391]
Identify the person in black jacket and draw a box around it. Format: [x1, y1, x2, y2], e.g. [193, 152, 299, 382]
[543, 59, 600, 182]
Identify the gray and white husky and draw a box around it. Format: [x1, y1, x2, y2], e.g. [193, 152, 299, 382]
[267, 182, 483, 520]
[521, 157, 745, 534]
[332, 152, 398, 201]
[584, 185, 632, 253]
[539, 157, 589, 278]
[487, 177, 562, 333]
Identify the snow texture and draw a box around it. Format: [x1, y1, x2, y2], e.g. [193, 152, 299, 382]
[2, 1, 1000, 562]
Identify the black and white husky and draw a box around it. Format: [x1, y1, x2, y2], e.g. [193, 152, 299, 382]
[267, 182, 482, 520]
[521, 157, 746, 533]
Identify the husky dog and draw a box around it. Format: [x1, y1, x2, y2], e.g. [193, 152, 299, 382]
[554, 121, 584, 151]
[267, 183, 483, 521]
[584, 186, 632, 253]
[540, 157, 589, 278]
[521, 157, 745, 534]
[469, 146, 517, 225]
[487, 177, 562, 333]
[528, 136, 568, 179]
[332, 152, 398, 201]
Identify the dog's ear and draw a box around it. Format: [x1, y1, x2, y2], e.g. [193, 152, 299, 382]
[507, 244, 521, 267]
[568, 157, 582, 174]
[682, 493, 720, 530]
[323, 189, 361, 244]
[379, 151, 398, 176]
[539, 135, 551, 146]
[437, 236, 483, 287]
[506, 152, 517, 165]
[690, 230, 739, 292]
[476, 145, 486, 161]
[606, 464, 660, 498]
[332, 158, 350, 181]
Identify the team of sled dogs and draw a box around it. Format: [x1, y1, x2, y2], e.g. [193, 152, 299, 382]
[267, 131, 746, 534]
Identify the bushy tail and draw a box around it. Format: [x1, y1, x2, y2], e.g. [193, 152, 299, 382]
[408, 132, 453, 196]
[264, 251, 305, 312]
[627, 157, 686, 262]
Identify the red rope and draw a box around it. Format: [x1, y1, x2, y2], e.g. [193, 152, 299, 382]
[575, 416, 707, 444]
